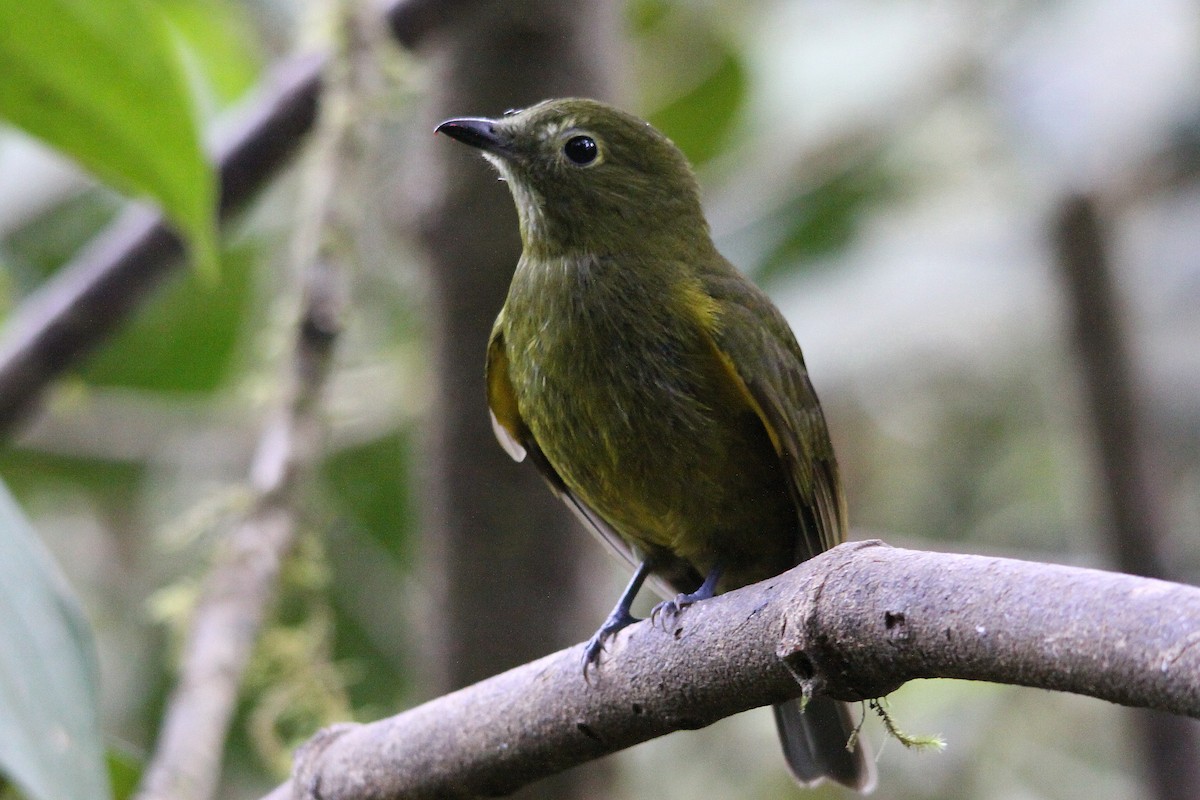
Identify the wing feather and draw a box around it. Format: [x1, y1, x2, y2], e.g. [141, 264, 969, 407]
[700, 281, 847, 562]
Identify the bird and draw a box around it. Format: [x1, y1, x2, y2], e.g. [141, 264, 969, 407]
[436, 97, 875, 792]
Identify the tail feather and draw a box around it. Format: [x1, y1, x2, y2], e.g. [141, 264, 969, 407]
[774, 697, 876, 793]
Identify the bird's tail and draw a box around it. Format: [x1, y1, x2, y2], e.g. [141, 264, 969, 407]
[773, 696, 876, 793]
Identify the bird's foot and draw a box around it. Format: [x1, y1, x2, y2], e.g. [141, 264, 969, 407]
[650, 565, 723, 627]
[581, 608, 639, 681]
[649, 588, 705, 627]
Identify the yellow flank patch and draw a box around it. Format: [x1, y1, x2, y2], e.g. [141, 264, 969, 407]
[486, 334, 527, 461]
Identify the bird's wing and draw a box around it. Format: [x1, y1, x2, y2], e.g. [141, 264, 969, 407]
[486, 326, 685, 595]
[699, 283, 847, 561]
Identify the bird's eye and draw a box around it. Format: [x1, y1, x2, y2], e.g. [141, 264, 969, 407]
[563, 135, 598, 165]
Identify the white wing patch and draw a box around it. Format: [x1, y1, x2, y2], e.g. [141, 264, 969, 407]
[490, 408, 527, 462]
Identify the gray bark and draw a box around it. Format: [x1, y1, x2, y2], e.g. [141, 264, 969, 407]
[263, 541, 1200, 800]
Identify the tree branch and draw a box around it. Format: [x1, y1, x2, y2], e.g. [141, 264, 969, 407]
[258, 541, 1200, 800]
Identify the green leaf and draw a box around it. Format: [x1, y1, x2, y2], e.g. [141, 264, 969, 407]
[0, 0, 218, 278]
[649, 49, 747, 166]
[321, 433, 415, 564]
[105, 746, 143, 800]
[0, 479, 111, 800]
[79, 238, 256, 392]
[631, 0, 748, 166]
[157, 0, 262, 109]
[755, 160, 897, 284]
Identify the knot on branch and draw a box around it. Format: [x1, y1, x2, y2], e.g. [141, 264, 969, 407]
[292, 722, 360, 800]
[776, 540, 907, 702]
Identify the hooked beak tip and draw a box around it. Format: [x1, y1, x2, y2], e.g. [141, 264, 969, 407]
[435, 117, 507, 154]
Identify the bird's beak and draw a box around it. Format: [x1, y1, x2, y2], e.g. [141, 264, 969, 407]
[435, 117, 511, 156]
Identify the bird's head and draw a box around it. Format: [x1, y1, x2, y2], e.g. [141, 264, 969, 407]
[436, 98, 709, 258]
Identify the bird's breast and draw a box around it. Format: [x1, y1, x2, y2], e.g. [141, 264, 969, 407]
[501, 253, 789, 567]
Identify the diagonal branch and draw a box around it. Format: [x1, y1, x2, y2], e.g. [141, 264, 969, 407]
[131, 168, 344, 799]
[0, 0, 469, 437]
[260, 541, 1200, 800]
[0, 52, 324, 435]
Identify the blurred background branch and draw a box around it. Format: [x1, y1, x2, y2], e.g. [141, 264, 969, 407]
[131, 3, 369, 798]
[1052, 193, 1200, 800]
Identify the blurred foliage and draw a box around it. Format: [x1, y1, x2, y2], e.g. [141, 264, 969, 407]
[319, 433, 414, 566]
[105, 747, 143, 800]
[0, 449, 144, 511]
[0, 0, 218, 277]
[753, 159, 899, 284]
[79, 239, 257, 393]
[156, 0, 263, 114]
[652, 50, 746, 167]
[0, 480, 110, 800]
[1, 0, 1199, 799]
[1, 189, 122, 294]
[241, 533, 351, 775]
[630, 0, 748, 166]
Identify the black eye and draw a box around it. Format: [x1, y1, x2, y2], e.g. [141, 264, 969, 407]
[563, 135, 598, 165]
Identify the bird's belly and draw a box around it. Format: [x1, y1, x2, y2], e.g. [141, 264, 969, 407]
[518, 345, 796, 587]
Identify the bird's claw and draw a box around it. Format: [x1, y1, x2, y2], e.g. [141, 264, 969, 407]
[580, 633, 608, 681]
[580, 610, 638, 682]
[649, 592, 696, 627]
[651, 566, 722, 628]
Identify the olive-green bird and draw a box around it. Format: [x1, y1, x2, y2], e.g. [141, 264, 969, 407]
[437, 98, 874, 792]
